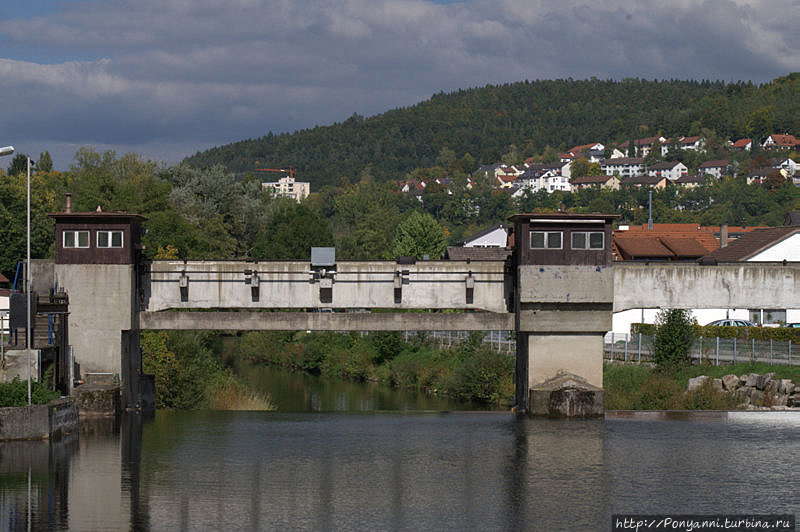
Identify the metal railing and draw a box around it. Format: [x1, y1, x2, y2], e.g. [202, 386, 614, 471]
[604, 333, 798, 366]
[401, 330, 516, 353]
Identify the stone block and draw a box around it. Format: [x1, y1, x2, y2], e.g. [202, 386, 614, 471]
[722, 374, 740, 391]
[687, 376, 709, 392]
[777, 379, 795, 395]
[756, 372, 776, 390]
[745, 373, 759, 387]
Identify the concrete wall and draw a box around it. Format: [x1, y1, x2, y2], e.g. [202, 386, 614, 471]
[613, 262, 800, 311]
[0, 398, 78, 441]
[146, 260, 508, 313]
[54, 263, 136, 376]
[141, 310, 514, 331]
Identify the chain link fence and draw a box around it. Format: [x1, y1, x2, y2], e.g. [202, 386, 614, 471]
[605, 333, 798, 366]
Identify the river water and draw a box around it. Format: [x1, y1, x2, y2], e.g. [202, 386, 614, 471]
[1, 368, 798, 531]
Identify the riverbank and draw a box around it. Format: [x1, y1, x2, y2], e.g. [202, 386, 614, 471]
[604, 362, 800, 410]
[232, 331, 515, 405]
[233, 331, 800, 410]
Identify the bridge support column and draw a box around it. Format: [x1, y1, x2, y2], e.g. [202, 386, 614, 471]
[510, 212, 617, 417]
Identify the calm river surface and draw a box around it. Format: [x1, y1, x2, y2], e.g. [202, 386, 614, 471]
[1, 368, 798, 531]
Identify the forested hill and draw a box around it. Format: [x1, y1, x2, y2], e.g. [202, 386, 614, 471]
[183, 75, 799, 187]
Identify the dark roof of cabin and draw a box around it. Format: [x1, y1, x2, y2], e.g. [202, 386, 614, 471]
[699, 226, 800, 262]
[508, 212, 619, 223]
[49, 211, 148, 222]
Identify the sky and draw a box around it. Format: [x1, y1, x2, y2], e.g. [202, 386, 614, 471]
[0, 0, 797, 171]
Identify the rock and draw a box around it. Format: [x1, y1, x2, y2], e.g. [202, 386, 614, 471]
[735, 388, 750, 403]
[789, 393, 800, 407]
[756, 372, 776, 390]
[749, 389, 764, 406]
[739, 374, 748, 385]
[711, 378, 723, 392]
[777, 379, 795, 395]
[773, 394, 788, 407]
[687, 376, 709, 392]
[745, 373, 759, 387]
[722, 374, 740, 391]
[765, 380, 779, 395]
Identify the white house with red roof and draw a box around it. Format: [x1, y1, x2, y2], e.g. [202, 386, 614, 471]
[731, 138, 752, 151]
[763, 134, 800, 150]
[647, 161, 688, 181]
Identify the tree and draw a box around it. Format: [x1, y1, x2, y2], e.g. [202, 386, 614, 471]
[391, 210, 447, 259]
[653, 309, 697, 369]
[541, 145, 560, 164]
[37, 151, 53, 173]
[252, 200, 334, 259]
[570, 157, 602, 179]
[7, 154, 28, 177]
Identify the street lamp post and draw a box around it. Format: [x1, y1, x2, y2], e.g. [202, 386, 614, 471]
[27, 156, 33, 405]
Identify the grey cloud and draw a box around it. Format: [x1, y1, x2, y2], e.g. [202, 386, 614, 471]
[0, 0, 796, 169]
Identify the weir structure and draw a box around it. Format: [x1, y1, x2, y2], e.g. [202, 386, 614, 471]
[24, 208, 800, 416]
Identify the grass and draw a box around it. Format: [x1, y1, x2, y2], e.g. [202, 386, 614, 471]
[206, 376, 275, 411]
[604, 361, 798, 410]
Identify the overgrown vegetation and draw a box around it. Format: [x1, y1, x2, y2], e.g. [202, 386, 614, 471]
[604, 362, 799, 410]
[0, 377, 60, 407]
[233, 331, 515, 405]
[141, 330, 273, 410]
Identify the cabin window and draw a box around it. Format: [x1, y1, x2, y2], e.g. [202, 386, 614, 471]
[63, 230, 89, 248]
[571, 231, 604, 250]
[530, 231, 562, 249]
[97, 230, 124, 248]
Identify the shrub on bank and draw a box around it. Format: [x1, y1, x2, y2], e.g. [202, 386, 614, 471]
[233, 330, 516, 405]
[142, 330, 272, 410]
[0, 377, 60, 407]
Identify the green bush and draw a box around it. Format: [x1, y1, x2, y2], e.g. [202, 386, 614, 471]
[653, 309, 697, 369]
[0, 377, 59, 407]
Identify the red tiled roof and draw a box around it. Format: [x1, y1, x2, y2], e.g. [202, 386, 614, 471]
[732, 138, 751, 148]
[766, 134, 800, 148]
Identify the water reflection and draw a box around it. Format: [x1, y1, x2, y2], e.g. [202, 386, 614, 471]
[240, 364, 495, 412]
[1, 377, 798, 529]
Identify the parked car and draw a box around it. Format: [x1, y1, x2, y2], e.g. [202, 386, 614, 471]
[705, 319, 757, 327]
[784, 323, 800, 328]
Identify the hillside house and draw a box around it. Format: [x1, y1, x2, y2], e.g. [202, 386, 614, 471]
[601, 157, 644, 178]
[618, 137, 667, 157]
[647, 161, 688, 181]
[571, 174, 620, 190]
[698, 160, 729, 179]
[731, 138, 752, 151]
[621, 175, 668, 189]
[673, 174, 706, 188]
[262, 176, 310, 202]
[763, 134, 800, 151]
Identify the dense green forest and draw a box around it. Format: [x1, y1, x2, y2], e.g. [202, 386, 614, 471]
[184, 75, 799, 186]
